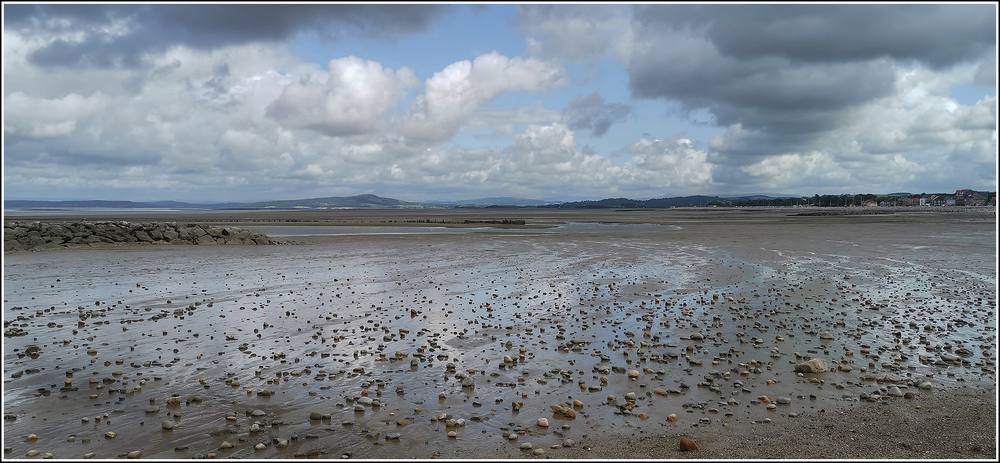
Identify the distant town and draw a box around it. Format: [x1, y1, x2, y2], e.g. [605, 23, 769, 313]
[714, 189, 997, 208]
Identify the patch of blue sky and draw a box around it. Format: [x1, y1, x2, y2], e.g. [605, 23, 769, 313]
[949, 82, 996, 105]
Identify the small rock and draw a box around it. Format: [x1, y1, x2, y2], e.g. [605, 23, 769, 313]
[679, 436, 700, 451]
[794, 358, 827, 373]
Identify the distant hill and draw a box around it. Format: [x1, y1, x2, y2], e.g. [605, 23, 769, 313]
[4, 194, 781, 210]
[244, 194, 417, 209]
[4, 200, 205, 209]
[429, 197, 552, 207]
[553, 195, 729, 208]
[720, 194, 800, 200]
[5, 194, 418, 210]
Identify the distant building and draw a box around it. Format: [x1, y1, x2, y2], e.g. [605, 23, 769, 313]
[919, 197, 928, 206]
[897, 197, 919, 207]
[953, 189, 993, 206]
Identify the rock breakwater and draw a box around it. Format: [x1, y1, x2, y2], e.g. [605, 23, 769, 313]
[3, 221, 276, 251]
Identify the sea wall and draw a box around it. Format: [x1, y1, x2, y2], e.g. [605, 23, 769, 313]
[3, 221, 276, 252]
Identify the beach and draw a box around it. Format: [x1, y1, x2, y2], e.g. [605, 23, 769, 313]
[2, 208, 996, 459]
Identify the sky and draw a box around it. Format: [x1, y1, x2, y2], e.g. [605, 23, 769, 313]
[2, 3, 997, 202]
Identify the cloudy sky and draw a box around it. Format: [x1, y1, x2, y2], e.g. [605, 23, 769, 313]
[3, 3, 997, 202]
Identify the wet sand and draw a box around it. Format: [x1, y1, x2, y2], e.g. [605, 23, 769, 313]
[2, 208, 996, 459]
[558, 385, 995, 459]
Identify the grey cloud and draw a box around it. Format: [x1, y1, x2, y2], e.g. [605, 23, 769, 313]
[5, 139, 162, 168]
[635, 5, 996, 68]
[626, 4, 996, 164]
[562, 93, 631, 136]
[516, 4, 633, 62]
[629, 31, 897, 160]
[7, 4, 445, 68]
[631, 50, 897, 126]
[974, 52, 996, 87]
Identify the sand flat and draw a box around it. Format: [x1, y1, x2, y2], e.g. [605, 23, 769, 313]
[2, 208, 995, 459]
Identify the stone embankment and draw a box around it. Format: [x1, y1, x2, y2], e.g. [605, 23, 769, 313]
[4, 221, 276, 251]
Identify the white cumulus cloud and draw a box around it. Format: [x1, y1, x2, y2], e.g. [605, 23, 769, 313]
[403, 52, 565, 141]
[266, 56, 416, 137]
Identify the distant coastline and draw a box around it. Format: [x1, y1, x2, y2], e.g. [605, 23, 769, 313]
[5, 189, 996, 211]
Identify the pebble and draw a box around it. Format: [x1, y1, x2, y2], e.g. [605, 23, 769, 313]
[794, 358, 828, 373]
[679, 436, 700, 451]
[537, 418, 549, 428]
